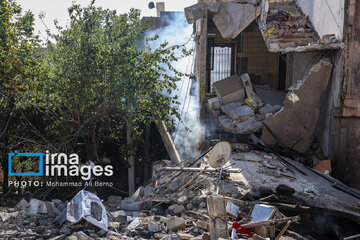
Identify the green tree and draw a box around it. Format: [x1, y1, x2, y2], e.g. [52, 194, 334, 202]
[45, 1, 188, 192]
[0, 0, 45, 194]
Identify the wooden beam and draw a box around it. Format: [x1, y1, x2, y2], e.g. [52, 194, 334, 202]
[207, 196, 228, 240]
[156, 122, 181, 164]
[157, 167, 242, 173]
[242, 216, 300, 229]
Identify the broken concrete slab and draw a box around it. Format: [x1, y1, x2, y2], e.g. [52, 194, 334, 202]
[236, 116, 263, 134]
[27, 199, 48, 215]
[258, 104, 282, 116]
[226, 201, 239, 218]
[127, 217, 141, 229]
[213, 75, 245, 104]
[221, 101, 254, 122]
[166, 217, 186, 231]
[261, 59, 333, 152]
[195, 220, 208, 230]
[0, 211, 19, 222]
[132, 186, 144, 200]
[213, 2, 260, 39]
[110, 210, 127, 222]
[168, 204, 186, 215]
[241, 73, 264, 109]
[15, 199, 30, 211]
[177, 196, 188, 205]
[184, 2, 207, 24]
[148, 221, 162, 233]
[208, 97, 221, 110]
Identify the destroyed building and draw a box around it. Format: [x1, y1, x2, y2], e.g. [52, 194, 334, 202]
[185, 0, 360, 190]
[2, 1, 360, 240]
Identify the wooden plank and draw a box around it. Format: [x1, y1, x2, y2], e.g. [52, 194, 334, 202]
[207, 196, 228, 240]
[157, 167, 242, 173]
[242, 216, 300, 229]
[156, 122, 181, 164]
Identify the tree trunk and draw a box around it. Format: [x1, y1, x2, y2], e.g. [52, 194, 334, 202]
[144, 124, 150, 182]
[127, 117, 135, 195]
[84, 122, 98, 161]
[2, 157, 8, 194]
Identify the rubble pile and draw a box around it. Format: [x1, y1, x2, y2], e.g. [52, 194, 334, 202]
[3, 140, 360, 239]
[2, 137, 360, 240]
[264, 3, 320, 49]
[207, 74, 281, 134]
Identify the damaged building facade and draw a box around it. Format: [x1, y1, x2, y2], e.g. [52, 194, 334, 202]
[185, 0, 360, 189]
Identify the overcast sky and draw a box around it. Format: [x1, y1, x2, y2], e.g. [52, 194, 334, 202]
[17, 0, 196, 41]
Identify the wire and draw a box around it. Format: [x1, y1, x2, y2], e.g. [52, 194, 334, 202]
[173, 40, 196, 142]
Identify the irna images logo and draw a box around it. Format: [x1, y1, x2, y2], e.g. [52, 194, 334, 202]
[8, 150, 113, 180]
[8, 150, 43, 176]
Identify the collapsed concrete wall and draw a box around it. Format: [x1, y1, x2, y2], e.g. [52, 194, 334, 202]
[296, 0, 345, 41]
[315, 51, 343, 158]
[261, 58, 333, 152]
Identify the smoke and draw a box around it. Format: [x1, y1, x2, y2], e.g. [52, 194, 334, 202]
[145, 12, 204, 160]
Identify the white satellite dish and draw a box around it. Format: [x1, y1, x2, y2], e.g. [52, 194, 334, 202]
[208, 141, 232, 168]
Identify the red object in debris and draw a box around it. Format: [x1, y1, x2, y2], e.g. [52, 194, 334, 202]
[232, 222, 255, 237]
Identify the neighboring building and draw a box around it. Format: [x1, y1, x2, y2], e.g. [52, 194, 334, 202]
[185, 0, 360, 189]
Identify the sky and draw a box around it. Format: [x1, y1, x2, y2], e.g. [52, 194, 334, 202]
[17, 0, 196, 41]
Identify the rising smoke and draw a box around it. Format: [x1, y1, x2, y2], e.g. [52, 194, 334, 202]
[145, 12, 204, 160]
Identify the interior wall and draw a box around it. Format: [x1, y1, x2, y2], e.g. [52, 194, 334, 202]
[286, 51, 326, 89]
[315, 51, 343, 158]
[286, 50, 342, 158]
[296, 0, 345, 41]
[237, 23, 279, 88]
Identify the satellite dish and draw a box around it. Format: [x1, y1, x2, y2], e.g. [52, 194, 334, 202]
[148, 2, 155, 9]
[208, 141, 232, 168]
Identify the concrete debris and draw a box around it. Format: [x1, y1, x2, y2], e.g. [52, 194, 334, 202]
[148, 221, 163, 233]
[110, 210, 127, 222]
[15, 198, 30, 211]
[207, 73, 282, 135]
[176, 196, 188, 205]
[213, 2, 261, 39]
[226, 201, 239, 219]
[0, 211, 19, 222]
[126, 217, 141, 229]
[208, 97, 221, 110]
[166, 217, 186, 231]
[213, 75, 245, 104]
[184, 2, 207, 24]
[261, 58, 333, 152]
[168, 204, 186, 215]
[221, 101, 254, 122]
[132, 186, 145, 200]
[241, 73, 264, 109]
[2, 150, 360, 239]
[256, 1, 344, 53]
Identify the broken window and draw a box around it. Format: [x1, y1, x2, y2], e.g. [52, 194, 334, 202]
[207, 40, 234, 92]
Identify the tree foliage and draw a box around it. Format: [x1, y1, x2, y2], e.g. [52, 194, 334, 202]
[45, 2, 189, 161]
[0, 0, 46, 193]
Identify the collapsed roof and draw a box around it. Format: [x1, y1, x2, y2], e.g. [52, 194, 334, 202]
[185, 0, 345, 53]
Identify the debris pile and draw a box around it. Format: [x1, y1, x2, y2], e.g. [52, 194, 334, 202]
[264, 5, 320, 49]
[207, 74, 281, 134]
[2, 141, 360, 239]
